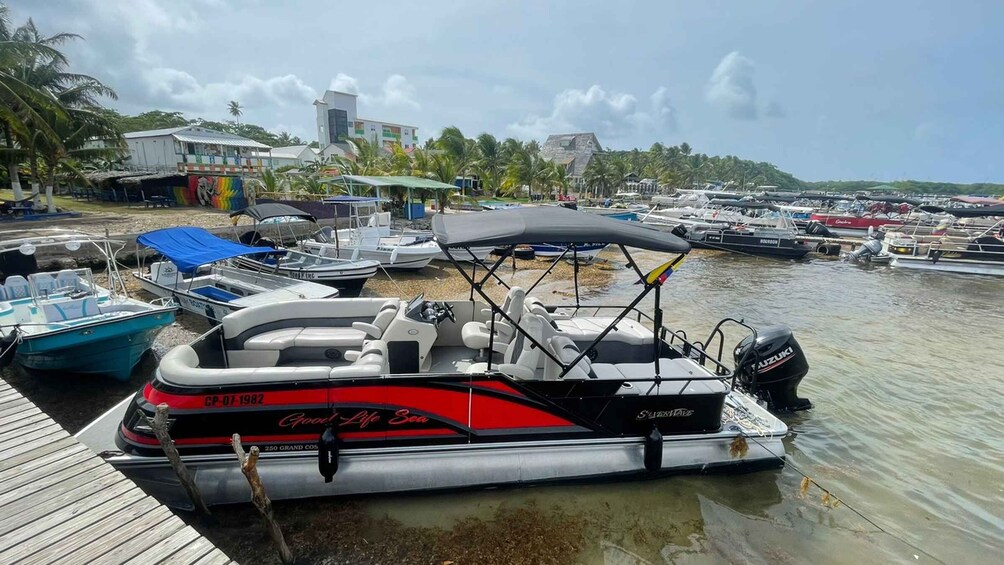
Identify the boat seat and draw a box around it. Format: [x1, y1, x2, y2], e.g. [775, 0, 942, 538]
[243, 327, 368, 350]
[527, 303, 653, 346]
[462, 286, 525, 354]
[55, 269, 85, 293]
[4, 275, 30, 300]
[465, 313, 544, 380]
[192, 286, 240, 303]
[332, 340, 388, 379]
[590, 360, 728, 394]
[41, 297, 100, 322]
[543, 335, 594, 380]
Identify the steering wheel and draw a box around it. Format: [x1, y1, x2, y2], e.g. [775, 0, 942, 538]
[443, 302, 456, 323]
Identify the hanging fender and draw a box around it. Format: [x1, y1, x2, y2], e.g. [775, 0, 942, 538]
[643, 425, 663, 473]
[318, 425, 339, 483]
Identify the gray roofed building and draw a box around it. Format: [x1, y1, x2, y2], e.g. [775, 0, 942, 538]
[539, 133, 603, 190]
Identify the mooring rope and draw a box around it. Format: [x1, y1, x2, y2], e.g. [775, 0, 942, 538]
[740, 431, 946, 564]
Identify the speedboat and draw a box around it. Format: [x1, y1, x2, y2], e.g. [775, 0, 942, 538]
[78, 207, 809, 509]
[228, 203, 380, 296]
[132, 226, 338, 322]
[0, 229, 175, 380]
[658, 201, 812, 259]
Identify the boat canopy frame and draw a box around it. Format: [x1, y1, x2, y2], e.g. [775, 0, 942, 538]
[432, 208, 755, 383]
[0, 228, 131, 298]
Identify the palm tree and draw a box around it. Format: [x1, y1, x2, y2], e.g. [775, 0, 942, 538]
[503, 145, 551, 200]
[474, 133, 504, 197]
[276, 130, 293, 146]
[426, 152, 459, 213]
[5, 16, 120, 212]
[227, 100, 243, 124]
[548, 161, 570, 198]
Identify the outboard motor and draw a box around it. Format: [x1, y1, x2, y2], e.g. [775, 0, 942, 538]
[804, 221, 832, 237]
[845, 238, 884, 263]
[733, 325, 811, 412]
[670, 224, 688, 238]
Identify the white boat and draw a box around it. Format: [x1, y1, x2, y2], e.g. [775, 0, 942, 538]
[0, 229, 175, 380]
[133, 227, 338, 322]
[229, 203, 380, 296]
[888, 207, 1004, 276]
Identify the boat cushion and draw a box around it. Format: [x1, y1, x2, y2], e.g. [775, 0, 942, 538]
[222, 298, 394, 341]
[554, 317, 653, 345]
[544, 336, 593, 380]
[191, 286, 240, 303]
[590, 360, 728, 394]
[159, 345, 331, 385]
[3, 276, 30, 300]
[243, 327, 369, 350]
[330, 339, 388, 378]
[461, 287, 524, 351]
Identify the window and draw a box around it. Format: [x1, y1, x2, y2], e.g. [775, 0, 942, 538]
[327, 109, 348, 143]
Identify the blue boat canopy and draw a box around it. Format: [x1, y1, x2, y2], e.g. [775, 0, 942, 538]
[137, 227, 281, 273]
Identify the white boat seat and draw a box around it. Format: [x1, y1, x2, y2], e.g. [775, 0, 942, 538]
[160, 345, 332, 385]
[528, 303, 653, 346]
[333, 340, 388, 378]
[244, 327, 369, 350]
[41, 297, 100, 322]
[590, 360, 728, 394]
[55, 269, 84, 293]
[466, 314, 544, 380]
[543, 335, 594, 380]
[4, 275, 30, 300]
[462, 286, 525, 352]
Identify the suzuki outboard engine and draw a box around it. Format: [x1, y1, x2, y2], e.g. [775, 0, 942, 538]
[845, 238, 884, 263]
[733, 325, 811, 412]
[804, 221, 832, 237]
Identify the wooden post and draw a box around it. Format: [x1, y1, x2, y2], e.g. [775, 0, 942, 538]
[136, 403, 211, 515]
[232, 433, 293, 565]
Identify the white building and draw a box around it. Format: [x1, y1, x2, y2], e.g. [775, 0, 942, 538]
[251, 145, 319, 170]
[314, 90, 418, 157]
[123, 126, 272, 175]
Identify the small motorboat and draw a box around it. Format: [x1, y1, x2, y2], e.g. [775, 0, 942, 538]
[78, 207, 809, 509]
[301, 197, 442, 270]
[529, 242, 608, 260]
[228, 203, 380, 296]
[660, 201, 812, 259]
[0, 229, 175, 380]
[133, 227, 338, 322]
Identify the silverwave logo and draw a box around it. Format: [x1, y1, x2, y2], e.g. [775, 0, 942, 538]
[636, 409, 694, 420]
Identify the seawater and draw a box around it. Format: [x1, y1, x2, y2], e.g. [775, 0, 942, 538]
[362, 250, 1004, 563]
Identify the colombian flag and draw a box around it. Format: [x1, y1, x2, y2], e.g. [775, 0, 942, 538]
[641, 255, 685, 286]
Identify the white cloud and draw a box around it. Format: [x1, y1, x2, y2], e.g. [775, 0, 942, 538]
[506, 84, 675, 141]
[378, 74, 420, 109]
[143, 68, 318, 113]
[329, 73, 360, 95]
[707, 51, 758, 120]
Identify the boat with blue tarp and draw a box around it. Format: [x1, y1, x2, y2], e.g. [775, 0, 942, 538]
[132, 226, 338, 322]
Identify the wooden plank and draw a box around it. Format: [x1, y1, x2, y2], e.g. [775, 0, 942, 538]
[87, 513, 190, 565]
[0, 447, 100, 495]
[155, 538, 217, 565]
[124, 525, 203, 565]
[0, 396, 34, 418]
[0, 411, 52, 437]
[0, 389, 22, 403]
[0, 455, 106, 504]
[0, 444, 94, 493]
[0, 442, 89, 485]
[0, 435, 76, 471]
[0, 423, 65, 453]
[35, 500, 177, 564]
[0, 421, 63, 449]
[0, 472, 132, 537]
[0, 427, 70, 460]
[0, 405, 44, 427]
[0, 491, 153, 562]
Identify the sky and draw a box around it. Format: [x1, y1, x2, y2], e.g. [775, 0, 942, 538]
[9, 0, 1004, 183]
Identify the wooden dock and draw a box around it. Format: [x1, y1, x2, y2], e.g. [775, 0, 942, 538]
[0, 378, 236, 564]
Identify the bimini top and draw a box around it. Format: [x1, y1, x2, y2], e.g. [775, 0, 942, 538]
[229, 203, 315, 223]
[919, 204, 1004, 218]
[432, 206, 691, 253]
[137, 227, 280, 273]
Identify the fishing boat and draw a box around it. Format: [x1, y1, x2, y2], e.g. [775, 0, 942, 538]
[228, 203, 380, 296]
[0, 229, 175, 380]
[133, 227, 338, 322]
[77, 207, 809, 509]
[888, 206, 1004, 276]
[300, 197, 445, 269]
[658, 202, 812, 259]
